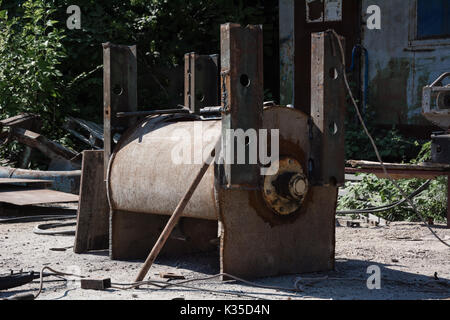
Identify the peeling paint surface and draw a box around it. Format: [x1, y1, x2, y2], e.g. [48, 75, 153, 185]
[362, 0, 450, 125]
[325, 0, 342, 22]
[279, 0, 450, 126]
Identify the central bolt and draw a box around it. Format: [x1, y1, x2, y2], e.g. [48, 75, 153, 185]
[289, 174, 307, 200]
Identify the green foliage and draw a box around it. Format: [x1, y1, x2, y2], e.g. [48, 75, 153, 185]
[345, 106, 423, 163]
[0, 0, 66, 127]
[0, 0, 273, 167]
[0, 0, 67, 165]
[339, 143, 448, 223]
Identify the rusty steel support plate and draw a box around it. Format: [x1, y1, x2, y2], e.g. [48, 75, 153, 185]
[309, 31, 346, 187]
[110, 211, 218, 261]
[184, 53, 220, 114]
[220, 23, 264, 188]
[74, 151, 109, 254]
[103, 43, 138, 177]
[218, 107, 337, 278]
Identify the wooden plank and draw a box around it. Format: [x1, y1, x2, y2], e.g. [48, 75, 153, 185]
[74, 151, 109, 254]
[0, 188, 78, 206]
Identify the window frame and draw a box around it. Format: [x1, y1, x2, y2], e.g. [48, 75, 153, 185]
[408, 0, 450, 50]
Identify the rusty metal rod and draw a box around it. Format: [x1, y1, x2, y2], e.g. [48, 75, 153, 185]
[116, 109, 190, 118]
[135, 141, 219, 282]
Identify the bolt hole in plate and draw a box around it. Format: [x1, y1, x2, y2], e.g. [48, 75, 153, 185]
[240, 74, 251, 87]
[262, 157, 309, 216]
[113, 84, 123, 96]
[329, 122, 338, 135]
[329, 68, 339, 80]
[196, 92, 205, 102]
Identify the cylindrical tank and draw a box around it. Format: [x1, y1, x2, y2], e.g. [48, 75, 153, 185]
[107, 114, 221, 221]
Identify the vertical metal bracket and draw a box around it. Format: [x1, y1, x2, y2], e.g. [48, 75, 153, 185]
[103, 43, 138, 177]
[184, 53, 220, 114]
[309, 31, 346, 187]
[220, 23, 264, 188]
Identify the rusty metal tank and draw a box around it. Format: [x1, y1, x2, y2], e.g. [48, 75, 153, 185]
[107, 114, 221, 221]
[108, 106, 315, 223]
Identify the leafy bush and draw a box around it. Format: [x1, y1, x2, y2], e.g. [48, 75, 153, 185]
[0, 0, 67, 165]
[0, 0, 275, 167]
[0, 0, 66, 129]
[338, 142, 448, 223]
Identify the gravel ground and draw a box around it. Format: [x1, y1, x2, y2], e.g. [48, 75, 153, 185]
[0, 217, 449, 300]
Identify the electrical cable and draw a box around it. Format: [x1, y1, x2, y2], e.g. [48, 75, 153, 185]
[112, 273, 301, 293]
[328, 29, 450, 248]
[34, 267, 85, 299]
[16, 266, 449, 300]
[112, 281, 265, 300]
[337, 180, 432, 215]
[29, 268, 301, 300]
[33, 222, 76, 236]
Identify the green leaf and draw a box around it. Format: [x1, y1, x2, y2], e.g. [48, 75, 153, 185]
[0, 10, 7, 20]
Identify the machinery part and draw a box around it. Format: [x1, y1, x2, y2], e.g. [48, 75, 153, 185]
[105, 25, 344, 279]
[218, 106, 338, 278]
[107, 115, 221, 221]
[422, 72, 450, 130]
[135, 141, 218, 282]
[432, 133, 450, 164]
[262, 157, 309, 216]
[103, 43, 138, 177]
[185, 53, 220, 114]
[220, 23, 264, 188]
[437, 89, 450, 110]
[309, 31, 346, 187]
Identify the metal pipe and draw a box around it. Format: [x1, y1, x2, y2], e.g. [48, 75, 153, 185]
[0, 167, 81, 194]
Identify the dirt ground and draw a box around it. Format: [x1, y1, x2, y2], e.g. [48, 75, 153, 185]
[1, 215, 449, 301]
